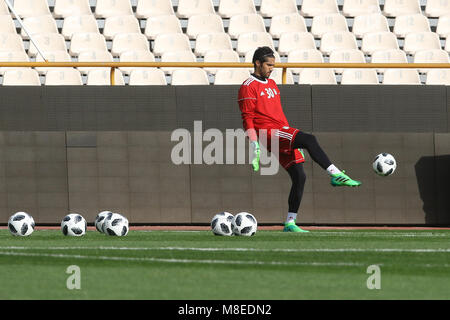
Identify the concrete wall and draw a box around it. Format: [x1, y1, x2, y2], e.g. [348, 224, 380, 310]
[0, 86, 448, 226]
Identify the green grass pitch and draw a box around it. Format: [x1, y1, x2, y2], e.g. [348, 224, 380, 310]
[0, 228, 449, 300]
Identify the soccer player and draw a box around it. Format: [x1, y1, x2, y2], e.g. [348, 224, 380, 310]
[238, 46, 361, 233]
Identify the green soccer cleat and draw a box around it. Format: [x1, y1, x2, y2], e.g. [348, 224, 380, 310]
[283, 221, 310, 233]
[331, 171, 362, 187]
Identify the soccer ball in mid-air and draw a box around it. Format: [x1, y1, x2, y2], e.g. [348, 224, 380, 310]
[103, 213, 129, 236]
[211, 212, 234, 236]
[61, 213, 87, 236]
[8, 212, 35, 236]
[373, 153, 397, 176]
[231, 212, 257, 236]
[95, 210, 112, 233]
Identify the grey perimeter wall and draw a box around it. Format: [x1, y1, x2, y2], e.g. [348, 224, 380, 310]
[0, 85, 449, 226]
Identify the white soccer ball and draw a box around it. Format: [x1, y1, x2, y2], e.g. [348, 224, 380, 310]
[103, 213, 129, 236]
[61, 213, 87, 236]
[373, 153, 397, 176]
[95, 210, 112, 233]
[210, 212, 234, 236]
[231, 212, 257, 236]
[8, 212, 35, 236]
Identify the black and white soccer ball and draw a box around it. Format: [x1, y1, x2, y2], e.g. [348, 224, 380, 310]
[8, 212, 35, 236]
[95, 210, 112, 233]
[373, 153, 397, 176]
[61, 213, 87, 236]
[103, 213, 129, 236]
[231, 212, 257, 236]
[210, 212, 234, 236]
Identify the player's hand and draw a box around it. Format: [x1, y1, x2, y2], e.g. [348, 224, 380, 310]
[250, 140, 260, 172]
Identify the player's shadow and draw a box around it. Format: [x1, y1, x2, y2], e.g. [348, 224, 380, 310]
[415, 155, 450, 226]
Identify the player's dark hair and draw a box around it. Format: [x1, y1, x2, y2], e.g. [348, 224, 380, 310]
[252, 46, 275, 66]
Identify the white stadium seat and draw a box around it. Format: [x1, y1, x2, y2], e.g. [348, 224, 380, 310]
[340, 69, 379, 84]
[62, 15, 100, 40]
[176, 0, 215, 19]
[35, 50, 72, 74]
[0, 15, 16, 34]
[228, 14, 266, 40]
[53, 0, 92, 19]
[119, 50, 155, 74]
[129, 68, 168, 85]
[236, 32, 275, 56]
[0, 51, 29, 75]
[160, 50, 197, 74]
[287, 49, 324, 74]
[45, 68, 83, 85]
[260, 0, 298, 18]
[277, 32, 316, 56]
[111, 33, 150, 57]
[383, 0, 421, 17]
[186, 14, 225, 39]
[171, 68, 210, 85]
[320, 31, 358, 55]
[393, 14, 431, 38]
[403, 32, 441, 55]
[0, 33, 26, 54]
[425, 69, 450, 85]
[371, 49, 408, 73]
[311, 13, 349, 39]
[413, 49, 450, 73]
[194, 32, 233, 57]
[77, 50, 114, 74]
[103, 15, 141, 40]
[28, 33, 67, 57]
[218, 0, 256, 18]
[214, 68, 251, 84]
[298, 68, 337, 84]
[361, 31, 399, 55]
[300, 0, 339, 18]
[382, 69, 421, 84]
[0, 1, 10, 15]
[342, 0, 380, 17]
[70, 32, 108, 56]
[2, 68, 41, 85]
[329, 49, 366, 73]
[144, 15, 183, 40]
[136, 0, 175, 19]
[269, 13, 307, 39]
[425, 0, 450, 18]
[86, 69, 125, 85]
[436, 14, 450, 38]
[203, 49, 240, 74]
[13, 0, 50, 18]
[153, 33, 191, 57]
[21, 15, 59, 40]
[352, 13, 390, 39]
[95, 0, 133, 18]
[269, 68, 295, 84]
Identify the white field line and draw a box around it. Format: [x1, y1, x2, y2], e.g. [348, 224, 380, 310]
[0, 251, 365, 267]
[0, 246, 449, 253]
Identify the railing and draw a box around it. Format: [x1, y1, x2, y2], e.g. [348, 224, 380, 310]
[1, 62, 450, 85]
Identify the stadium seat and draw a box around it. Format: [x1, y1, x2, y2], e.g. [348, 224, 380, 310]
[95, 0, 133, 18]
[0, 15, 16, 34]
[62, 15, 100, 40]
[382, 0, 421, 17]
[2, 68, 41, 85]
[21, 15, 59, 40]
[0, 1, 9, 15]
[393, 14, 431, 38]
[103, 15, 141, 40]
[277, 32, 316, 56]
[287, 49, 324, 74]
[311, 13, 349, 39]
[0, 33, 26, 54]
[269, 13, 307, 39]
[425, 0, 450, 18]
[176, 0, 215, 19]
[136, 0, 175, 19]
[340, 69, 379, 84]
[403, 32, 441, 55]
[425, 69, 450, 84]
[260, 0, 298, 18]
[144, 15, 183, 40]
[194, 32, 232, 57]
[342, 0, 381, 17]
[153, 33, 191, 57]
[361, 31, 399, 55]
[300, 0, 339, 17]
[413, 49, 450, 73]
[44, 68, 83, 85]
[53, 0, 92, 18]
[436, 14, 450, 37]
[119, 50, 155, 74]
[28, 33, 67, 57]
[69, 32, 108, 56]
[269, 68, 295, 84]
[160, 50, 197, 74]
[371, 48, 408, 73]
[319, 31, 358, 55]
[77, 50, 114, 74]
[203, 49, 240, 74]
[129, 68, 168, 85]
[352, 13, 390, 39]
[0, 51, 29, 75]
[13, 0, 50, 18]
[186, 14, 225, 39]
[86, 68, 125, 85]
[35, 50, 72, 74]
[298, 68, 337, 84]
[445, 35, 450, 52]
[236, 32, 275, 56]
[218, 0, 256, 18]
[214, 68, 251, 85]
[382, 69, 421, 84]
[228, 14, 266, 40]
[111, 33, 150, 57]
[329, 49, 366, 73]
[171, 68, 210, 85]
